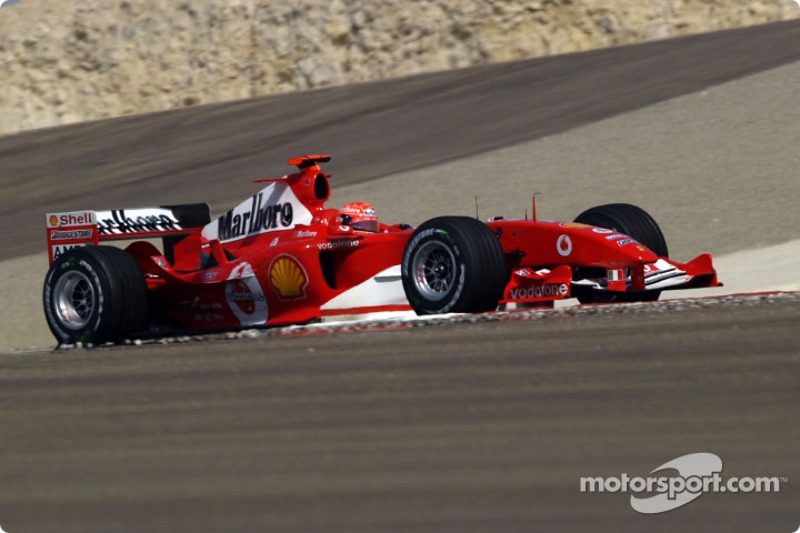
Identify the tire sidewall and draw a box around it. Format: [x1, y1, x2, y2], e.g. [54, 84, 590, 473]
[402, 225, 467, 314]
[43, 252, 109, 344]
[574, 203, 668, 258]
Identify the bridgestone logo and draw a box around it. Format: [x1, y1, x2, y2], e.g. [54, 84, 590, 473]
[408, 228, 437, 249]
[51, 230, 93, 240]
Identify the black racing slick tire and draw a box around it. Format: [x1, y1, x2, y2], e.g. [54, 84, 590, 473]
[43, 246, 149, 345]
[401, 216, 508, 315]
[573, 203, 667, 304]
[574, 203, 669, 258]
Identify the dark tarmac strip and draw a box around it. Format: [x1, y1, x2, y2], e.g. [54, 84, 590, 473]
[1, 298, 797, 532]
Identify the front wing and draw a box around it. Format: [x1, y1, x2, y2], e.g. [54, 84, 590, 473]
[502, 254, 721, 305]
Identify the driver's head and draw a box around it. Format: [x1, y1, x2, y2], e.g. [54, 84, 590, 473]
[341, 201, 379, 232]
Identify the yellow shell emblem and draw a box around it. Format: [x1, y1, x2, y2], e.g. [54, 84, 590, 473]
[560, 222, 591, 229]
[269, 255, 308, 299]
[49, 214, 59, 227]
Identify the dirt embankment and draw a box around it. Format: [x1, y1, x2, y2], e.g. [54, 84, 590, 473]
[0, 0, 798, 136]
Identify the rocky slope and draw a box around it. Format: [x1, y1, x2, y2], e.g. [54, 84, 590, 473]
[0, 0, 798, 135]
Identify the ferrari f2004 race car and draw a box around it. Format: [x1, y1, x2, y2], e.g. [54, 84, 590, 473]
[43, 155, 720, 345]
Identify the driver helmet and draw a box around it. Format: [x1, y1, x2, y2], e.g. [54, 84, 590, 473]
[341, 201, 379, 233]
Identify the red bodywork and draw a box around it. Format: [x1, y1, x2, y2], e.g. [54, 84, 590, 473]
[45, 155, 720, 330]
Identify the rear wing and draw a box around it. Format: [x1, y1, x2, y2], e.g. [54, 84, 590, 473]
[46, 204, 210, 265]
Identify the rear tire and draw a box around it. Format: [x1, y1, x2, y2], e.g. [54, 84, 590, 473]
[573, 203, 667, 304]
[401, 217, 508, 314]
[43, 246, 149, 345]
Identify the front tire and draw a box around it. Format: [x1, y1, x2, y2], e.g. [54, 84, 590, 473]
[574, 203, 668, 258]
[573, 203, 667, 304]
[43, 246, 149, 345]
[401, 217, 508, 314]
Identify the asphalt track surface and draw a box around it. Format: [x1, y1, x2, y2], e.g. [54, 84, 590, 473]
[1, 297, 798, 532]
[1, 20, 800, 533]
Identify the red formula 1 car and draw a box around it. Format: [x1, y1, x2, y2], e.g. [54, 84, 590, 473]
[42, 155, 720, 345]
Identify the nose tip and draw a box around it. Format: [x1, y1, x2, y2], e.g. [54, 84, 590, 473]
[636, 247, 659, 263]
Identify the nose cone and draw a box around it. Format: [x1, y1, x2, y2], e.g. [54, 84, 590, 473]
[627, 243, 659, 263]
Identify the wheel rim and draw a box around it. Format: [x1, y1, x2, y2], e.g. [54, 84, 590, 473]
[53, 271, 94, 330]
[412, 241, 456, 301]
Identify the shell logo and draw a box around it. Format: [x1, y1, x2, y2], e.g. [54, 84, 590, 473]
[49, 215, 59, 227]
[269, 255, 308, 300]
[560, 222, 591, 229]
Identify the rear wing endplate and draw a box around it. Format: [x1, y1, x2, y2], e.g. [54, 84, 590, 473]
[45, 204, 210, 264]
